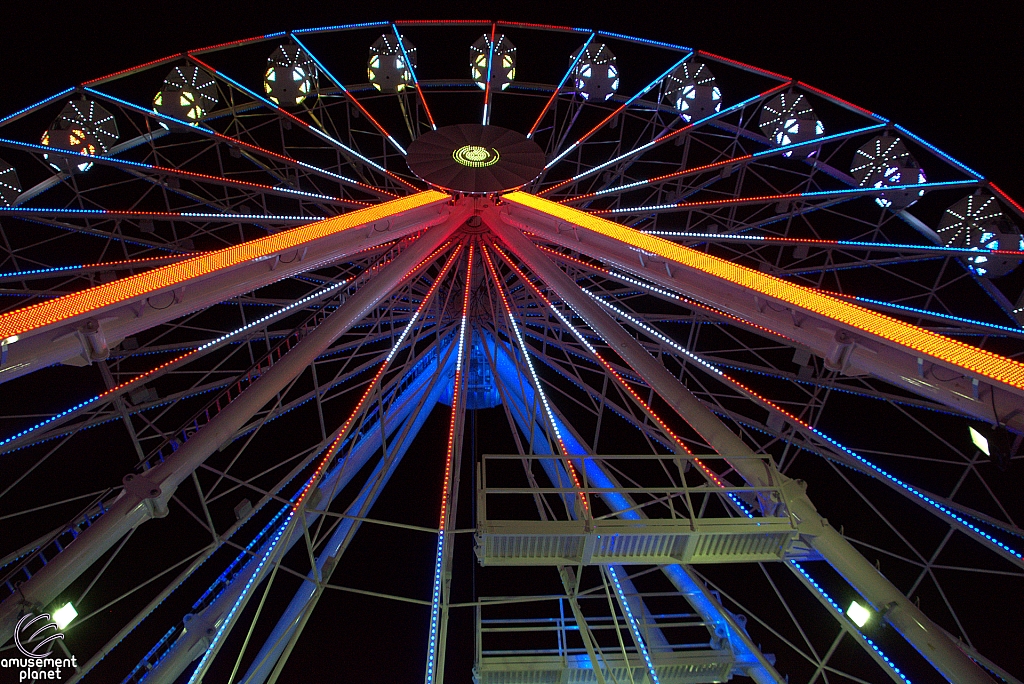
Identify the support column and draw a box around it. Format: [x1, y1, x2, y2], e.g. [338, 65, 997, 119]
[487, 216, 993, 684]
[0, 214, 466, 646]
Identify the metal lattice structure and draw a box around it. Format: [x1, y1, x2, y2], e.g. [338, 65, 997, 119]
[0, 20, 1022, 684]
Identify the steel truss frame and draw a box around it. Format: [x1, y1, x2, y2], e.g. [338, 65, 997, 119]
[0, 19, 1022, 684]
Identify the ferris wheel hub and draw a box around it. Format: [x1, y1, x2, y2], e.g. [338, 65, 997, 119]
[405, 123, 545, 195]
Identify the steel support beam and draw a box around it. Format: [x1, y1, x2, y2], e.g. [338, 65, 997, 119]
[0, 191, 451, 383]
[494, 194, 1024, 434]
[0, 213, 466, 646]
[239, 356, 451, 684]
[487, 215, 994, 684]
[142, 342, 451, 684]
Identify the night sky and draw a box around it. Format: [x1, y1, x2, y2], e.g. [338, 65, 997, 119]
[1, 1, 1022, 682]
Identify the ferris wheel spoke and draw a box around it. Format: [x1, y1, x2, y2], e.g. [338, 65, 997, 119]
[540, 52, 693, 173]
[288, 34, 409, 156]
[560, 122, 888, 205]
[526, 32, 596, 139]
[0, 191, 449, 383]
[80, 86, 399, 201]
[390, 23, 438, 133]
[588, 179, 980, 217]
[0, 136, 366, 212]
[186, 54, 420, 195]
[538, 82, 790, 198]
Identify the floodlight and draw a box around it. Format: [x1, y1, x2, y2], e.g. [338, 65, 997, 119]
[969, 426, 990, 456]
[847, 600, 871, 628]
[52, 602, 78, 630]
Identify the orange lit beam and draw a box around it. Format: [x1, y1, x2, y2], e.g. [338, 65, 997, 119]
[501, 192, 1024, 394]
[0, 191, 448, 341]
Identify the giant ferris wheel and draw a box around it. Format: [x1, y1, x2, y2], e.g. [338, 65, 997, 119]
[0, 19, 1021, 684]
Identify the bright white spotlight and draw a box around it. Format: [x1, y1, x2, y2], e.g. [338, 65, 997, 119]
[969, 426, 990, 456]
[52, 602, 77, 630]
[847, 600, 871, 628]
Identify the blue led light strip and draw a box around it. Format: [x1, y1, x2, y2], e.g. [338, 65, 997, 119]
[292, 21, 391, 34]
[893, 124, 983, 180]
[392, 23, 438, 131]
[0, 280, 349, 450]
[527, 33, 595, 139]
[791, 561, 912, 682]
[288, 34, 408, 156]
[851, 296, 1024, 334]
[642, 229, 1024, 260]
[425, 248, 473, 684]
[607, 566, 662, 684]
[187, 56, 407, 183]
[548, 85, 786, 186]
[592, 270, 1024, 560]
[0, 87, 75, 126]
[82, 87, 370, 189]
[545, 52, 694, 169]
[0, 206, 312, 222]
[481, 24, 497, 126]
[599, 179, 979, 214]
[596, 31, 690, 52]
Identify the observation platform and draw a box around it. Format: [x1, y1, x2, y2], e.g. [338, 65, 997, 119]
[476, 601, 736, 684]
[476, 453, 807, 566]
[474, 651, 735, 684]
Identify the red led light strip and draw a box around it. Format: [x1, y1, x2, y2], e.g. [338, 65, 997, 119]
[82, 54, 184, 86]
[534, 244, 794, 342]
[590, 192, 803, 214]
[797, 82, 880, 119]
[498, 21, 587, 32]
[315, 244, 462, 487]
[562, 155, 755, 203]
[440, 245, 473, 528]
[505, 192, 1024, 390]
[482, 245, 589, 511]
[990, 182, 1024, 217]
[539, 83, 789, 197]
[697, 50, 790, 82]
[0, 191, 448, 340]
[391, 24, 438, 131]
[140, 164, 368, 207]
[188, 55, 419, 192]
